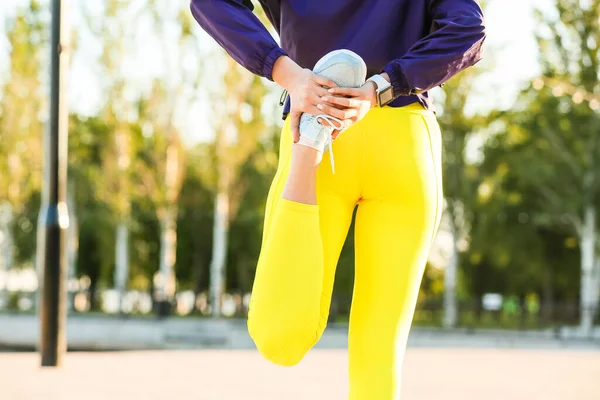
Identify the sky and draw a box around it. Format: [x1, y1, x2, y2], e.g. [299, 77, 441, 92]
[0, 0, 548, 146]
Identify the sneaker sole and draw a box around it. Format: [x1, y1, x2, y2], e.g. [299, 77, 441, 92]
[312, 49, 367, 88]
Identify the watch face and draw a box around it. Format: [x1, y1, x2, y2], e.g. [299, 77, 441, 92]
[379, 87, 394, 106]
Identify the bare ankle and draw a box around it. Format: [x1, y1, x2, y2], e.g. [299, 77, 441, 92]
[292, 143, 323, 167]
[281, 144, 321, 205]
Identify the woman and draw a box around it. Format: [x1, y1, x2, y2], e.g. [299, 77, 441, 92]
[191, 1, 486, 398]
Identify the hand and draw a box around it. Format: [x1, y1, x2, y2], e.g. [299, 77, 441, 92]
[272, 56, 338, 143]
[318, 82, 378, 139]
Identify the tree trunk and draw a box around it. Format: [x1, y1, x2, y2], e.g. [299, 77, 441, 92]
[0, 202, 14, 309]
[444, 216, 459, 328]
[67, 186, 78, 311]
[236, 259, 251, 316]
[193, 250, 204, 298]
[193, 258, 204, 315]
[541, 266, 554, 324]
[156, 209, 178, 316]
[89, 273, 99, 311]
[519, 293, 527, 330]
[114, 221, 129, 313]
[473, 266, 484, 323]
[192, 236, 204, 299]
[210, 190, 229, 317]
[210, 119, 230, 318]
[579, 204, 597, 334]
[594, 257, 600, 325]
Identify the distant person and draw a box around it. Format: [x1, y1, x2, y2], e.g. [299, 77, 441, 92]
[191, 1, 485, 398]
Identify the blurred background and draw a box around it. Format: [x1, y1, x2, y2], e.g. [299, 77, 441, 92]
[0, 0, 599, 398]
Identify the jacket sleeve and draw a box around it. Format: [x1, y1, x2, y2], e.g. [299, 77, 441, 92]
[190, 0, 287, 81]
[382, 0, 486, 98]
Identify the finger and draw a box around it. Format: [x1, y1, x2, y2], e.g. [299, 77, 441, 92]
[308, 92, 345, 111]
[290, 112, 300, 143]
[308, 91, 327, 107]
[306, 93, 334, 114]
[313, 74, 338, 89]
[321, 95, 362, 109]
[328, 87, 362, 97]
[306, 83, 332, 101]
[316, 103, 358, 120]
[313, 85, 332, 98]
[332, 118, 355, 139]
[330, 103, 347, 111]
[307, 104, 325, 116]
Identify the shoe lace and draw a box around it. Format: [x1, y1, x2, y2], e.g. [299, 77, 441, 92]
[315, 114, 343, 174]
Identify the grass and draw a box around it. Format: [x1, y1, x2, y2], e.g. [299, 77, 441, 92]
[334, 310, 570, 331]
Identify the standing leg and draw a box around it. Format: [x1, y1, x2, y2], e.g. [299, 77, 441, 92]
[348, 105, 443, 399]
[248, 118, 361, 366]
[349, 200, 435, 399]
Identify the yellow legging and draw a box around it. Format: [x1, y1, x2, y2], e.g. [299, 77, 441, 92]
[248, 103, 443, 399]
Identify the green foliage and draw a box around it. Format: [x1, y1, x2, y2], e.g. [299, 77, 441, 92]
[0, 0, 45, 205]
[69, 115, 116, 302]
[11, 191, 40, 265]
[447, 1, 600, 325]
[175, 147, 215, 293]
[1, 0, 597, 328]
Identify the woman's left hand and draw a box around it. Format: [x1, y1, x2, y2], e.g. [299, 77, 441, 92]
[317, 82, 378, 139]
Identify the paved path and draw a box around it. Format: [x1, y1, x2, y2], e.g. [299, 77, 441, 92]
[3, 348, 599, 399]
[3, 313, 600, 351]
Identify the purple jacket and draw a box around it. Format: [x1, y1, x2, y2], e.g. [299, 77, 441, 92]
[190, 0, 486, 115]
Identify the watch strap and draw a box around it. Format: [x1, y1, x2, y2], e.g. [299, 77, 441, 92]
[367, 74, 391, 91]
[367, 74, 393, 107]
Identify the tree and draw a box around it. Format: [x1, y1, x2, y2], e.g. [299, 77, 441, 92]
[523, 0, 600, 332]
[68, 115, 115, 310]
[459, 0, 600, 332]
[433, 0, 493, 329]
[208, 56, 275, 315]
[420, 0, 600, 331]
[226, 107, 280, 314]
[83, 0, 140, 312]
[205, 0, 282, 316]
[134, 2, 201, 316]
[135, 82, 187, 315]
[436, 68, 484, 328]
[175, 144, 215, 299]
[0, 0, 45, 305]
[472, 133, 580, 324]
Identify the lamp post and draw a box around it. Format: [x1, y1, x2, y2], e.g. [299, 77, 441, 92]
[38, 0, 70, 367]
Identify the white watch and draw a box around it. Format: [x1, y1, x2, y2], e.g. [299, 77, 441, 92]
[366, 74, 394, 107]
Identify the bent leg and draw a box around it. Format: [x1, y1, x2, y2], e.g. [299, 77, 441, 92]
[248, 119, 360, 366]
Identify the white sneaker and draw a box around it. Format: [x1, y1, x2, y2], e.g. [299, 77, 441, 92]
[297, 49, 367, 173]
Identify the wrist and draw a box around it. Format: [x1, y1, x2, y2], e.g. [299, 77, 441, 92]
[272, 56, 302, 91]
[365, 81, 378, 108]
[367, 73, 394, 107]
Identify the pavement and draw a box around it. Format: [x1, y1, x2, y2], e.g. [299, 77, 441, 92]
[2, 313, 600, 351]
[3, 348, 600, 400]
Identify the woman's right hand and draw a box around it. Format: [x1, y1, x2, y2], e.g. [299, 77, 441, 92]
[272, 56, 338, 143]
